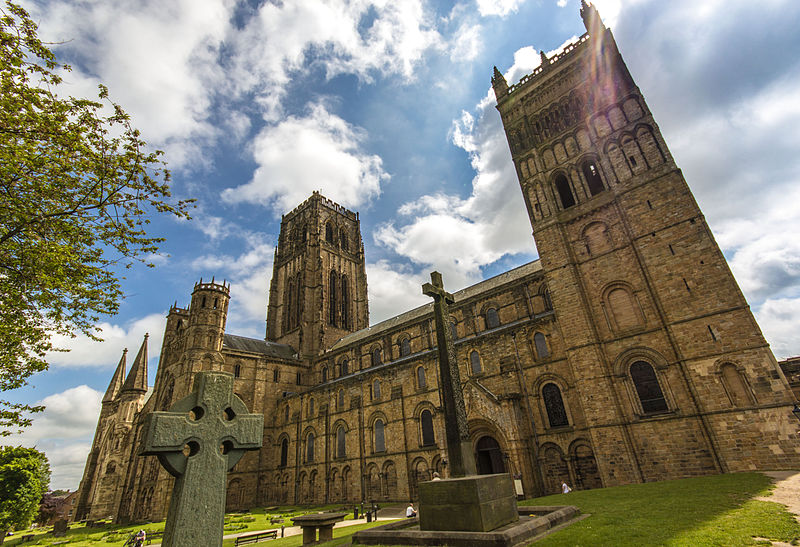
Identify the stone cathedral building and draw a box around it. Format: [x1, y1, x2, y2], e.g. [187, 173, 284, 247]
[75, 3, 800, 523]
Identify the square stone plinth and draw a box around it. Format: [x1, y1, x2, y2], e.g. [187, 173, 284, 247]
[291, 512, 347, 545]
[418, 474, 518, 532]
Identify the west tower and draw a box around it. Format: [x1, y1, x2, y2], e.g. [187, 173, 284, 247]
[266, 192, 369, 358]
[494, 2, 798, 482]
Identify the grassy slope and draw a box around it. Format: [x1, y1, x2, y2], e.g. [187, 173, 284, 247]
[526, 472, 800, 546]
[8, 473, 799, 546]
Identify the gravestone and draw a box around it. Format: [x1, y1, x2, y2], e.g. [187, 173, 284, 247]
[140, 371, 263, 547]
[420, 271, 518, 532]
[52, 519, 68, 537]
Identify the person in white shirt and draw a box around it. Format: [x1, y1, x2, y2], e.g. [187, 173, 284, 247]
[406, 503, 417, 517]
[561, 482, 572, 494]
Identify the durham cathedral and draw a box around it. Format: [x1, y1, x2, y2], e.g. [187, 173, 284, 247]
[75, 3, 800, 523]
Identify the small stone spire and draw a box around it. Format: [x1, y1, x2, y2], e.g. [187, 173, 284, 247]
[102, 349, 127, 403]
[121, 334, 148, 393]
[491, 66, 508, 99]
[540, 50, 549, 66]
[580, 0, 606, 34]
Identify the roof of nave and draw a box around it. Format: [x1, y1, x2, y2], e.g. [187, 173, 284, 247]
[328, 259, 543, 351]
[223, 334, 299, 360]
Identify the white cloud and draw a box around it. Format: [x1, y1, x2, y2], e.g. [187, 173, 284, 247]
[5, 386, 103, 490]
[366, 261, 429, 324]
[755, 298, 800, 360]
[228, 0, 443, 121]
[191, 237, 275, 333]
[220, 102, 388, 212]
[31, 0, 234, 167]
[46, 314, 166, 369]
[476, 0, 526, 17]
[557, 0, 568, 7]
[374, 45, 543, 289]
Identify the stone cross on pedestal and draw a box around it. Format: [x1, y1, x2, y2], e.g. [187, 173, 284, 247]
[140, 371, 263, 547]
[422, 271, 477, 477]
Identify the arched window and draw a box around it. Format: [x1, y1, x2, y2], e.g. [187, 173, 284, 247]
[371, 347, 382, 367]
[329, 271, 337, 326]
[301, 225, 307, 242]
[309, 398, 315, 416]
[340, 275, 349, 329]
[274, 369, 279, 382]
[296, 372, 301, 385]
[306, 432, 315, 462]
[106, 462, 116, 475]
[630, 361, 668, 414]
[286, 282, 294, 330]
[162, 378, 174, 410]
[721, 364, 752, 406]
[449, 321, 458, 341]
[417, 367, 427, 390]
[336, 426, 346, 458]
[321, 367, 328, 382]
[234, 364, 241, 378]
[420, 410, 435, 446]
[542, 288, 552, 311]
[485, 308, 500, 329]
[374, 419, 385, 452]
[280, 438, 288, 467]
[534, 332, 549, 358]
[608, 286, 640, 330]
[554, 173, 575, 209]
[325, 222, 335, 243]
[399, 337, 411, 357]
[284, 405, 289, 423]
[340, 229, 349, 251]
[337, 390, 345, 410]
[372, 379, 381, 401]
[470, 350, 482, 374]
[542, 383, 569, 427]
[340, 359, 349, 376]
[582, 160, 605, 196]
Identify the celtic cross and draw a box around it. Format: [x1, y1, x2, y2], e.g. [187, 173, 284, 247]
[422, 271, 477, 477]
[140, 372, 263, 547]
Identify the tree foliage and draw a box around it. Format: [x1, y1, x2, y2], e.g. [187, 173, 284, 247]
[0, 446, 49, 538]
[0, 2, 193, 433]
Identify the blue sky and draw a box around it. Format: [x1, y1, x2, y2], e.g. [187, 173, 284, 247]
[6, 0, 800, 490]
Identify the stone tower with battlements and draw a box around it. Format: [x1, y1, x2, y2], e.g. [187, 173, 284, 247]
[493, 1, 797, 480]
[266, 191, 369, 359]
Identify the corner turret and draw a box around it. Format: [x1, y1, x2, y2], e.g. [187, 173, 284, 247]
[187, 278, 231, 353]
[580, 0, 605, 34]
[491, 66, 508, 100]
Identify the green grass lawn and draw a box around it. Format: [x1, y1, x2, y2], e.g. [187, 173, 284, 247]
[7, 473, 799, 546]
[526, 472, 800, 546]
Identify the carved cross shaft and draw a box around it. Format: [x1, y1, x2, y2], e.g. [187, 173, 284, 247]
[141, 372, 263, 547]
[422, 271, 477, 477]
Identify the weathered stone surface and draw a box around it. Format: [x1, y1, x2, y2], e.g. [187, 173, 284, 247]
[77, 5, 800, 526]
[140, 371, 263, 547]
[422, 271, 477, 478]
[418, 474, 518, 532]
[52, 519, 68, 537]
[352, 505, 580, 546]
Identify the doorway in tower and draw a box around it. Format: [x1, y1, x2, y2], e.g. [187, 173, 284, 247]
[475, 436, 506, 474]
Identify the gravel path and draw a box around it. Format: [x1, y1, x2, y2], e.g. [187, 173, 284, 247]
[755, 470, 800, 547]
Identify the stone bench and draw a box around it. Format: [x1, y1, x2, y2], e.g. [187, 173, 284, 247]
[234, 529, 278, 545]
[291, 512, 347, 545]
[19, 534, 35, 543]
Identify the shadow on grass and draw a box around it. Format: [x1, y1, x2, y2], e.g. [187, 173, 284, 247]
[523, 472, 800, 547]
